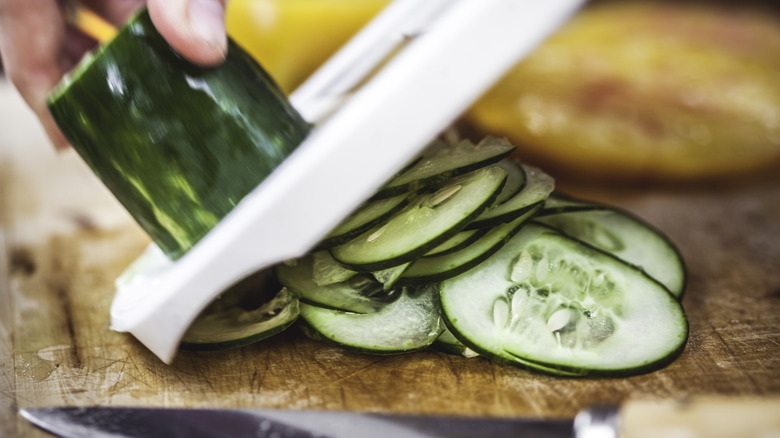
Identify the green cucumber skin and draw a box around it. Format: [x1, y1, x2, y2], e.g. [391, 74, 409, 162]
[422, 228, 489, 258]
[48, 9, 311, 259]
[537, 193, 608, 217]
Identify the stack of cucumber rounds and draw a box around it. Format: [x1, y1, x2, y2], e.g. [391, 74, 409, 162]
[183, 137, 688, 377]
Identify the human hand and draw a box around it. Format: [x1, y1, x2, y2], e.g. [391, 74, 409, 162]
[0, 0, 227, 149]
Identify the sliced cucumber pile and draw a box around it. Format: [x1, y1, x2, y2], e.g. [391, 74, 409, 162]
[182, 137, 688, 377]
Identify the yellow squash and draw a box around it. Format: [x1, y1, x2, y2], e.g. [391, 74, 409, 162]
[226, 0, 389, 93]
[467, 1, 780, 182]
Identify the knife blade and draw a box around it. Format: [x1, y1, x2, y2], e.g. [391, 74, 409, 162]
[20, 406, 577, 438]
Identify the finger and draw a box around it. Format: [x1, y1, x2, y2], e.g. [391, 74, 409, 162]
[0, 0, 71, 149]
[147, 0, 227, 66]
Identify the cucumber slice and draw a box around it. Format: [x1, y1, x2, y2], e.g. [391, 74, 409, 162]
[317, 192, 415, 249]
[48, 9, 310, 259]
[330, 165, 508, 271]
[372, 262, 410, 289]
[423, 229, 488, 257]
[401, 204, 541, 284]
[181, 280, 298, 350]
[440, 223, 688, 376]
[536, 207, 686, 298]
[433, 328, 479, 358]
[493, 160, 527, 205]
[466, 164, 554, 229]
[310, 251, 356, 286]
[374, 137, 514, 199]
[298, 286, 444, 354]
[275, 256, 395, 314]
[538, 193, 607, 216]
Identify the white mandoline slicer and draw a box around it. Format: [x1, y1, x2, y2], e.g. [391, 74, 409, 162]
[110, 0, 585, 364]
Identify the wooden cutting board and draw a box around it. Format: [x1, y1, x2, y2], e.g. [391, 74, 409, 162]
[1, 80, 779, 438]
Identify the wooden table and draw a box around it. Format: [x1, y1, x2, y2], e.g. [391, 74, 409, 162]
[2, 79, 779, 437]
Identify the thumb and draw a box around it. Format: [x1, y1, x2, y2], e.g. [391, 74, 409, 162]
[147, 0, 227, 66]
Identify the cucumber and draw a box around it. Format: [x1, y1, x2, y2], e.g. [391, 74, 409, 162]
[433, 328, 479, 358]
[48, 8, 310, 259]
[422, 229, 488, 257]
[310, 251, 357, 286]
[275, 256, 394, 314]
[372, 263, 411, 289]
[373, 137, 514, 199]
[203, 135, 687, 377]
[400, 204, 541, 284]
[298, 285, 444, 354]
[181, 275, 299, 350]
[538, 193, 607, 216]
[465, 164, 554, 229]
[439, 223, 688, 376]
[316, 192, 415, 250]
[330, 165, 508, 271]
[493, 159, 527, 205]
[536, 204, 686, 298]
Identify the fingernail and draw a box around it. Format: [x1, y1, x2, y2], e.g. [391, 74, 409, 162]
[187, 0, 227, 52]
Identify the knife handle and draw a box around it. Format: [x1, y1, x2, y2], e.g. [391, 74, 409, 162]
[619, 397, 780, 438]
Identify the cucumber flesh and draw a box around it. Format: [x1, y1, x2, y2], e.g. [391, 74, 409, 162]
[440, 223, 688, 376]
[373, 137, 514, 199]
[298, 285, 444, 354]
[536, 207, 686, 298]
[330, 165, 508, 271]
[466, 164, 554, 229]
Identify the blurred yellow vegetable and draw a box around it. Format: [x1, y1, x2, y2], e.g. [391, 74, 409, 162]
[467, 1, 780, 182]
[226, 0, 389, 93]
[226, 0, 780, 183]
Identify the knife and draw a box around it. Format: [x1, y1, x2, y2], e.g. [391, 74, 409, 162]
[19, 398, 780, 438]
[17, 405, 601, 438]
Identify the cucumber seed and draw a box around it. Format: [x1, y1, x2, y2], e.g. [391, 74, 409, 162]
[428, 184, 462, 207]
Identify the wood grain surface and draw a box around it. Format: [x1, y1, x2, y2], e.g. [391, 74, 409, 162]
[1, 78, 779, 438]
